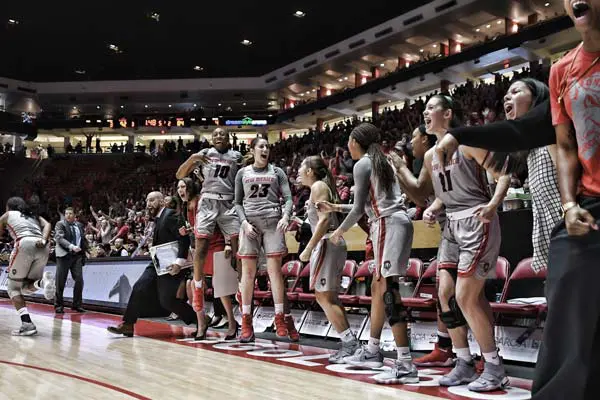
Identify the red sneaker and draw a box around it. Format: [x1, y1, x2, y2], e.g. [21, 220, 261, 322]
[192, 286, 204, 313]
[240, 314, 255, 343]
[413, 343, 455, 367]
[274, 313, 288, 338]
[285, 315, 299, 342]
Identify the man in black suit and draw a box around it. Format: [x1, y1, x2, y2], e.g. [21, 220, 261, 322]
[54, 207, 89, 313]
[107, 191, 197, 337]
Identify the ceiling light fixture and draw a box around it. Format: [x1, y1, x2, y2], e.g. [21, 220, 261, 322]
[433, 44, 437, 48]
[168, 104, 172, 108]
[306, 91, 310, 94]
[242, 102, 246, 106]
[218, 103, 222, 106]
[476, 28, 481, 32]
[497, 20, 503, 24]
[75, 69, 86, 75]
[300, 93, 305, 96]
[193, 103, 197, 107]
[420, 49, 424, 53]
[120, 105, 124, 109]
[344, 77, 348, 80]
[312, 89, 316, 92]
[294, 10, 306, 18]
[193, 65, 203, 71]
[241, 39, 252, 46]
[380, 63, 385, 67]
[150, 12, 160, 22]
[486, 24, 491, 28]
[545, 2, 550, 6]
[338, 78, 343, 82]
[96, 105, 100, 109]
[145, 105, 148, 108]
[108, 44, 120, 52]
[8, 19, 18, 25]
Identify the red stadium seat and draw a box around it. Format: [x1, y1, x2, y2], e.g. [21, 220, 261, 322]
[253, 270, 272, 302]
[405, 258, 425, 297]
[402, 260, 438, 310]
[337, 260, 359, 305]
[296, 264, 316, 304]
[491, 257, 546, 316]
[282, 261, 304, 302]
[356, 260, 377, 306]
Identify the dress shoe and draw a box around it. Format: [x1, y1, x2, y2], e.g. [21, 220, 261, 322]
[72, 307, 86, 313]
[107, 323, 134, 337]
[55, 307, 64, 314]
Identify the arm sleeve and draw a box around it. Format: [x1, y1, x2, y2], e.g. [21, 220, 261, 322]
[234, 169, 247, 223]
[338, 158, 371, 232]
[449, 99, 554, 151]
[276, 167, 293, 219]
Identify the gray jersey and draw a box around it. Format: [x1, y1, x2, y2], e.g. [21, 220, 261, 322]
[431, 148, 491, 213]
[307, 187, 341, 233]
[339, 156, 406, 231]
[235, 164, 293, 221]
[199, 147, 242, 196]
[6, 211, 42, 240]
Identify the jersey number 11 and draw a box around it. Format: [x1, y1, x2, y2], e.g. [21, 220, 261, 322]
[438, 170, 453, 192]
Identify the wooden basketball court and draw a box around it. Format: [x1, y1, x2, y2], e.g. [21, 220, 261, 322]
[0, 299, 533, 400]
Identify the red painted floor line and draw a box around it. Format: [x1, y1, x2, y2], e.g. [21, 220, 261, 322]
[0, 360, 150, 400]
[0, 300, 533, 399]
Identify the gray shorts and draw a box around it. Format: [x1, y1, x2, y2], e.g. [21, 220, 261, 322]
[309, 235, 347, 292]
[8, 237, 49, 282]
[371, 212, 413, 279]
[238, 217, 287, 259]
[437, 212, 501, 280]
[194, 197, 240, 240]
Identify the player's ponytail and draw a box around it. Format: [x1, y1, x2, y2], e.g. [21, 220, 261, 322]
[350, 123, 394, 194]
[304, 156, 341, 204]
[6, 196, 36, 220]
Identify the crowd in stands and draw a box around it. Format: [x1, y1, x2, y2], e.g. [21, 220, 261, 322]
[0, 63, 550, 263]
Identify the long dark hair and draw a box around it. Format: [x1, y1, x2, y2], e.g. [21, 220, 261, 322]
[7, 196, 36, 220]
[418, 124, 437, 148]
[243, 136, 268, 166]
[487, 78, 550, 174]
[350, 123, 394, 194]
[303, 156, 341, 204]
[431, 94, 463, 128]
[177, 177, 200, 220]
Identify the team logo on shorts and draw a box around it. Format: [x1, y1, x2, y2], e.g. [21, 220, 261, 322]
[481, 262, 492, 273]
[383, 261, 391, 271]
[368, 262, 376, 273]
[12, 269, 16, 275]
[320, 278, 326, 286]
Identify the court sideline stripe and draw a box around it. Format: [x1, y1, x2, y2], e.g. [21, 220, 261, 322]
[0, 360, 151, 400]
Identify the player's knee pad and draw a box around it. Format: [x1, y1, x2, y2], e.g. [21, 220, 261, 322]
[438, 295, 466, 329]
[7, 279, 24, 299]
[383, 281, 407, 326]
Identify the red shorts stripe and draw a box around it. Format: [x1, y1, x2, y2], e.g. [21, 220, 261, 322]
[375, 218, 386, 279]
[459, 223, 490, 278]
[309, 241, 328, 290]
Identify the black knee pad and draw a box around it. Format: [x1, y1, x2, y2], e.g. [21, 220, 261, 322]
[384, 281, 407, 326]
[438, 295, 467, 329]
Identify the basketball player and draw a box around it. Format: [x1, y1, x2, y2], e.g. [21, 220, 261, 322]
[176, 128, 242, 339]
[234, 137, 297, 343]
[297, 155, 360, 362]
[417, 95, 510, 391]
[317, 123, 418, 385]
[0, 197, 55, 336]
[388, 125, 458, 368]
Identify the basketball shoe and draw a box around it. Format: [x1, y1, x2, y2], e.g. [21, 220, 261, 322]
[240, 314, 255, 343]
[413, 343, 455, 367]
[373, 360, 419, 384]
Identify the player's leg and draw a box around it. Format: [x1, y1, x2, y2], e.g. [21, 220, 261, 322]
[312, 239, 358, 363]
[372, 213, 419, 385]
[263, 217, 290, 338]
[7, 238, 38, 336]
[238, 221, 260, 343]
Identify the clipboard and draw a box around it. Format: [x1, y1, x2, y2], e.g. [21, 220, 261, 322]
[149, 241, 193, 276]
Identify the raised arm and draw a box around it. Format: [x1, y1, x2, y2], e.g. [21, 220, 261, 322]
[300, 182, 332, 261]
[389, 151, 433, 207]
[176, 150, 208, 180]
[449, 99, 554, 151]
[0, 212, 7, 235]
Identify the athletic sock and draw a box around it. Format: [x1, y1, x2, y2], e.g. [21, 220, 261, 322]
[455, 347, 472, 363]
[483, 350, 501, 365]
[18, 307, 32, 324]
[274, 303, 284, 314]
[437, 330, 452, 349]
[340, 328, 355, 343]
[367, 337, 380, 353]
[242, 305, 252, 315]
[397, 346, 412, 361]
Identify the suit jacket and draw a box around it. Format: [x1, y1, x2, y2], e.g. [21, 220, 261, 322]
[152, 208, 190, 261]
[54, 220, 89, 259]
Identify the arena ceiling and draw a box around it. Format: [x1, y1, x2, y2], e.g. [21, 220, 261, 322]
[0, 0, 432, 82]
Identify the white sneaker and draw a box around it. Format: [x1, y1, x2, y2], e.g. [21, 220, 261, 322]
[342, 345, 384, 368]
[12, 322, 37, 336]
[36, 272, 55, 300]
[373, 360, 419, 384]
